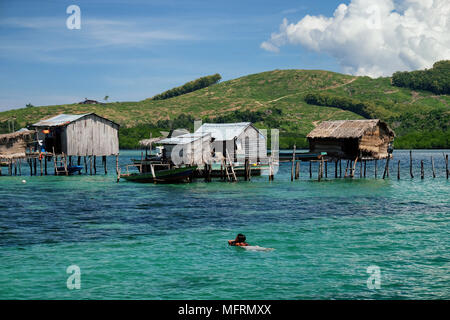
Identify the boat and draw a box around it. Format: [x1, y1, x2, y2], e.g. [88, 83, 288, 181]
[119, 165, 197, 183]
[56, 165, 83, 175]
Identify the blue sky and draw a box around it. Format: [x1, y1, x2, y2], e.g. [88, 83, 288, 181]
[1, 0, 448, 111]
[0, 0, 344, 111]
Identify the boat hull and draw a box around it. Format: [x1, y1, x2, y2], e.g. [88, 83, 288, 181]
[121, 166, 196, 183]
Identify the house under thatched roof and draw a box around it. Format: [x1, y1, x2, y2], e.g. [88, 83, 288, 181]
[307, 120, 395, 160]
[0, 129, 35, 159]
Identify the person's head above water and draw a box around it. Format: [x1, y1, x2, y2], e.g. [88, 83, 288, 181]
[235, 234, 246, 243]
[228, 233, 249, 246]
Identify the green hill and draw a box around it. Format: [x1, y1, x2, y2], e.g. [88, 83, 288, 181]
[1, 68, 449, 149]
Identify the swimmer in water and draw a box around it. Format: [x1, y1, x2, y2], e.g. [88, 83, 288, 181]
[228, 233, 249, 247]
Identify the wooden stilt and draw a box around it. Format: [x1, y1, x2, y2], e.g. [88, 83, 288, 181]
[359, 160, 362, 178]
[446, 154, 449, 179]
[64, 153, 68, 176]
[84, 156, 87, 174]
[14, 160, 17, 176]
[431, 156, 436, 178]
[33, 158, 37, 176]
[116, 155, 119, 175]
[421, 160, 424, 179]
[325, 160, 328, 178]
[309, 161, 312, 179]
[295, 161, 300, 180]
[94, 156, 97, 175]
[374, 159, 377, 178]
[318, 161, 322, 182]
[339, 159, 342, 178]
[397, 160, 400, 180]
[103, 156, 107, 174]
[77, 156, 81, 165]
[29, 158, 33, 176]
[363, 160, 366, 178]
[18, 159, 22, 176]
[40, 158, 43, 176]
[344, 160, 350, 178]
[291, 145, 296, 181]
[382, 157, 390, 179]
[335, 159, 338, 178]
[89, 156, 93, 175]
[44, 156, 47, 175]
[69, 156, 72, 167]
[409, 150, 414, 178]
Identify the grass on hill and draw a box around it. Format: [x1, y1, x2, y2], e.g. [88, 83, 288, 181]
[0, 68, 449, 149]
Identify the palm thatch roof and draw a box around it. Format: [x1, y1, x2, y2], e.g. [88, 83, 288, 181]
[307, 120, 394, 139]
[0, 129, 35, 144]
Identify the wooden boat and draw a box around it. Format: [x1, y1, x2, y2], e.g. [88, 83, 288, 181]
[56, 165, 83, 175]
[119, 165, 197, 183]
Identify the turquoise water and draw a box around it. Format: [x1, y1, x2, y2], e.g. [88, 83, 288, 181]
[0, 150, 449, 299]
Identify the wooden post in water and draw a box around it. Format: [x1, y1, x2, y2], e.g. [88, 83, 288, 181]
[84, 156, 87, 174]
[89, 155, 93, 175]
[309, 161, 312, 179]
[363, 160, 366, 178]
[344, 160, 350, 178]
[335, 159, 338, 178]
[382, 157, 390, 179]
[103, 156, 107, 174]
[77, 156, 81, 165]
[318, 161, 322, 182]
[94, 156, 97, 175]
[44, 156, 47, 175]
[421, 160, 424, 179]
[40, 158, 43, 176]
[18, 159, 22, 176]
[397, 160, 400, 180]
[339, 159, 342, 178]
[295, 161, 300, 180]
[33, 158, 37, 176]
[359, 160, 362, 178]
[69, 156, 72, 167]
[64, 153, 68, 176]
[325, 160, 328, 178]
[244, 159, 249, 181]
[116, 155, 119, 175]
[431, 156, 436, 178]
[409, 150, 414, 178]
[291, 145, 296, 182]
[374, 160, 377, 179]
[446, 154, 449, 179]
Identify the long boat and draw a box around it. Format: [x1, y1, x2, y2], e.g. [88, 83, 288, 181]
[119, 165, 197, 183]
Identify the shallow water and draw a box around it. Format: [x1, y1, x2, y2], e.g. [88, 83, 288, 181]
[0, 150, 449, 299]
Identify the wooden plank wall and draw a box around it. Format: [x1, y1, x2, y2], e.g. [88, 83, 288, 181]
[64, 115, 119, 156]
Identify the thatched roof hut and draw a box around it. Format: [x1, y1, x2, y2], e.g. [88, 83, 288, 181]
[0, 129, 35, 160]
[307, 120, 395, 160]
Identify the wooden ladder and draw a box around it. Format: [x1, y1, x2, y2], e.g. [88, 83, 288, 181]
[225, 149, 237, 182]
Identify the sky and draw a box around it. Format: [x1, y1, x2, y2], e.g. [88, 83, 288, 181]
[0, 0, 448, 111]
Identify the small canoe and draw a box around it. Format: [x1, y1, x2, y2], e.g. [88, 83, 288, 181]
[56, 165, 83, 175]
[120, 166, 196, 183]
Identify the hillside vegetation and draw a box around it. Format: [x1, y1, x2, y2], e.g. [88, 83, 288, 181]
[392, 60, 450, 95]
[0, 65, 449, 149]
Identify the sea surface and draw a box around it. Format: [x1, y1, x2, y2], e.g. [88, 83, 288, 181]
[0, 150, 449, 299]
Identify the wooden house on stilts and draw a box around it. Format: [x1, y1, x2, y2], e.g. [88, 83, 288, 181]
[194, 122, 267, 164]
[307, 120, 395, 160]
[30, 113, 120, 175]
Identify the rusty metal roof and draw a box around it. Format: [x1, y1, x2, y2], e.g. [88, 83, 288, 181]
[32, 114, 91, 127]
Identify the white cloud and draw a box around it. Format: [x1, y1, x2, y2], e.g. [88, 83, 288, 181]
[261, 0, 450, 77]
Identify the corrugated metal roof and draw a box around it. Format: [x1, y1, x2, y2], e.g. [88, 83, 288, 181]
[159, 132, 211, 145]
[32, 113, 91, 127]
[195, 122, 252, 141]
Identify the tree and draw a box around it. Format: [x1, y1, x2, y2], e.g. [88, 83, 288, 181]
[104, 95, 109, 102]
[26, 103, 34, 108]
